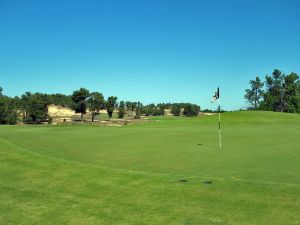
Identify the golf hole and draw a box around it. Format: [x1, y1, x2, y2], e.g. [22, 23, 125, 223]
[178, 179, 188, 183]
[203, 181, 213, 184]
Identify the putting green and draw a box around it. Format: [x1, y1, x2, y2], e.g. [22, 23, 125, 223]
[1, 111, 300, 224]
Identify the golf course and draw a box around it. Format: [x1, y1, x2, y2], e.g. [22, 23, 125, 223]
[1, 111, 299, 225]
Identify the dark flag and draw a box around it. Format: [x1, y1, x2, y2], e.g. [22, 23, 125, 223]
[211, 87, 220, 103]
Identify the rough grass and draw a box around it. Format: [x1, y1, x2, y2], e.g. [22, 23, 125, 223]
[1, 111, 300, 225]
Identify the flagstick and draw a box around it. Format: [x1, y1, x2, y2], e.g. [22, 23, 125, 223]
[218, 104, 222, 149]
[211, 87, 221, 149]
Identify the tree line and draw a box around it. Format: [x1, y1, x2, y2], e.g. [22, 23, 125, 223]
[245, 69, 300, 113]
[0, 86, 201, 125]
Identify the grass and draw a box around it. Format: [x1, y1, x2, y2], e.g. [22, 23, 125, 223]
[1, 111, 300, 225]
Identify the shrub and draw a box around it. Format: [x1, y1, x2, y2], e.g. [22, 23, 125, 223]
[47, 116, 53, 124]
[183, 104, 200, 117]
[7, 112, 18, 125]
[118, 101, 125, 118]
[171, 105, 181, 116]
[23, 116, 33, 124]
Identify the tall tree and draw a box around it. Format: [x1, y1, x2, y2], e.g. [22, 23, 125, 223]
[0, 87, 10, 124]
[262, 70, 285, 112]
[283, 72, 300, 113]
[0, 95, 18, 125]
[244, 76, 264, 109]
[88, 92, 105, 122]
[135, 102, 142, 119]
[249, 69, 300, 113]
[71, 88, 90, 121]
[273, 69, 285, 112]
[106, 96, 118, 120]
[118, 101, 125, 119]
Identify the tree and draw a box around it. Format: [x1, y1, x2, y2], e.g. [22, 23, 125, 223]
[283, 72, 300, 113]
[272, 69, 285, 112]
[141, 105, 152, 116]
[88, 92, 105, 122]
[125, 101, 131, 110]
[260, 69, 293, 112]
[125, 101, 131, 118]
[118, 101, 125, 119]
[0, 88, 10, 124]
[48, 93, 73, 108]
[249, 69, 300, 113]
[183, 104, 200, 117]
[19, 92, 49, 124]
[19, 92, 31, 120]
[125, 101, 137, 118]
[0, 95, 18, 125]
[140, 103, 165, 116]
[6, 97, 19, 124]
[262, 70, 285, 112]
[157, 103, 171, 110]
[71, 88, 90, 121]
[106, 96, 118, 120]
[152, 106, 165, 116]
[244, 76, 264, 109]
[135, 102, 142, 119]
[171, 104, 181, 116]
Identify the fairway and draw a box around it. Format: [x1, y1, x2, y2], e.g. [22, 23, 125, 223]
[1, 111, 300, 225]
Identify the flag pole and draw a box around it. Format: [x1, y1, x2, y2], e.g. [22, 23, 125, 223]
[211, 86, 221, 149]
[218, 104, 222, 149]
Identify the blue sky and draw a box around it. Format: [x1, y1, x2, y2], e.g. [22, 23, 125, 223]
[0, 0, 299, 110]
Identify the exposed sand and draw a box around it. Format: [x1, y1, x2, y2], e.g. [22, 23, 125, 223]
[48, 104, 76, 117]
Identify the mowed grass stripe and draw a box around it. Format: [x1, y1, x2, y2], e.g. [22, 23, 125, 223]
[1, 135, 300, 189]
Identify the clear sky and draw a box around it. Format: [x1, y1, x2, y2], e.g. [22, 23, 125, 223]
[0, 0, 299, 110]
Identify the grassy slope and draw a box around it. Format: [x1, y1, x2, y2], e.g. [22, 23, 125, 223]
[0, 111, 300, 225]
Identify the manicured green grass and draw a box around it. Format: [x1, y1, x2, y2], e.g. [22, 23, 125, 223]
[1, 111, 300, 225]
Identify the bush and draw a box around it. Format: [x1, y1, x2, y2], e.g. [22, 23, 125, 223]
[183, 104, 200, 117]
[171, 105, 181, 116]
[21, 92, 49, 123]
[47, 116, 53, 124]
[23, 116, 33, 124]
[0, 91, 19, 124]
[135, 102, 142, 119]
[7, 112, 18, 125]
[152, 107, 165, 116]
[118, 108, 125, 118]
[118, 101, 125, 119]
